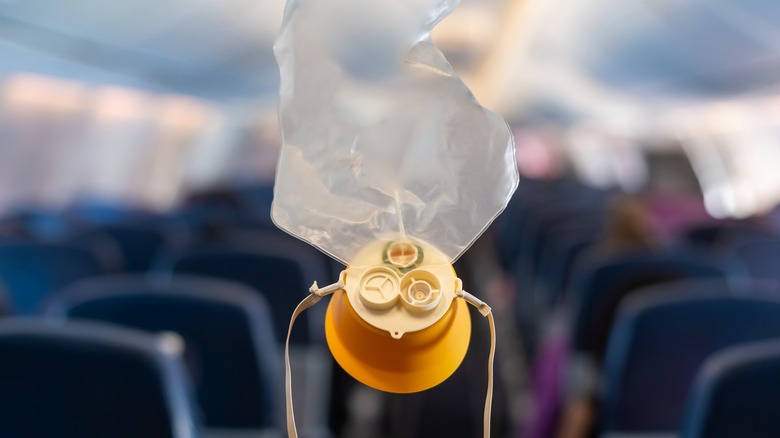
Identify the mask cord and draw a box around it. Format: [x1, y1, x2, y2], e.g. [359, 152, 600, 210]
[457, 290, 496, 438]
[285, 281, 344, 438]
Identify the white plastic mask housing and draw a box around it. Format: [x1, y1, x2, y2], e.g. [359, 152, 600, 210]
[340, 239, 461, 339]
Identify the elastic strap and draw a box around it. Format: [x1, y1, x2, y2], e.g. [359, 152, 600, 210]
[458, 290, 496, 438]
[285, 281, 344, 438]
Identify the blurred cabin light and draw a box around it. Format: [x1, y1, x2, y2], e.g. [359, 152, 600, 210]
[158, 95, 214, 129]
[513, 127, 565, 179]
[565, 125, 649, 192]
[676, 97, 780, 219]
[141, 96, 220, 208]
[90, 85, 150, 120]
[2, 73, 87, 111]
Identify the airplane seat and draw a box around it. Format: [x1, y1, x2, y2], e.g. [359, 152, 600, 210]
[168, 203, 242, 239]
[156, 241, 327, 345]
[182, 187, 250, 213]
[230, 182, 275, 214]
[683, 222, 778, 249]
[515, 202, 606, 283]
[735, 238, 780, 283]
[571, 251, 735, 367]
[0, 319, 198, 438]
[68, 224, 186, 273]
[496, 190, 549, 272]
[178, 185, 276, 231]
[680, 338, 780, 438]
[560, 251, 737, 434]
[44, 275, 281, 433]
[537, 231, 597, 309]
[170, 192, 278, 246]
[154, 236, 334, 437]
[64, 200, 163, 226]
[0, 282, 11, 317]
[600, 280, 780, 434]
[0, 243, 104, 314]
[0, 235, 26, 246]
[57, 229, 126, 273]
[524, 211, 604, 293]
[0, 218, 33, 242]
[0, 208, 72, 240]
[512, 201, 608, 358]
[533, 219, 602, 310]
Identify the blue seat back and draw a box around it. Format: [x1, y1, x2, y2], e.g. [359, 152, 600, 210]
[0, 243, 104, 314]
[59, 230, 126, 272]
[65, 201, 162, 226]
[681, 339, 780, 438]
[601, 281, 780, 432]
[0, 319, 197, 438]
[685, 223, 776, 249]
[0, 282, 10, 316]
[737, 238, 780, 282]
[74, 225, 173, 272]
[535, 226, 598, 307]
[0, 208, 71, 239]
[46, 275, 280, 429]
[573, 252, 730, 363]
[159, 233, 330, 344]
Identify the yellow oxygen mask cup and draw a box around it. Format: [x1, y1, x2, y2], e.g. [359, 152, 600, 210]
[327, 240, 471, 394]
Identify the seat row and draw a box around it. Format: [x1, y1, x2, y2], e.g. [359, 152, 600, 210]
[0, 193, 340, 437]
[504, 180, 780, 437]
[0, 275, 281, 437]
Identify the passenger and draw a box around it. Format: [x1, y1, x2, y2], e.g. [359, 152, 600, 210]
[590, 195, 661, 257]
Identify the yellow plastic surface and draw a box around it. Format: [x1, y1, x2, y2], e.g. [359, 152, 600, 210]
[325, 289, 471, 394]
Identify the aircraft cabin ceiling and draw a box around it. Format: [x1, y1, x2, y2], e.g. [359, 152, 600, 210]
[1, 0, 779, 112]
[524, 0, 780, 97]
[472, 0, 780, 127]
[0, 0, 505, 102]
[0, 0, 287, 100]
